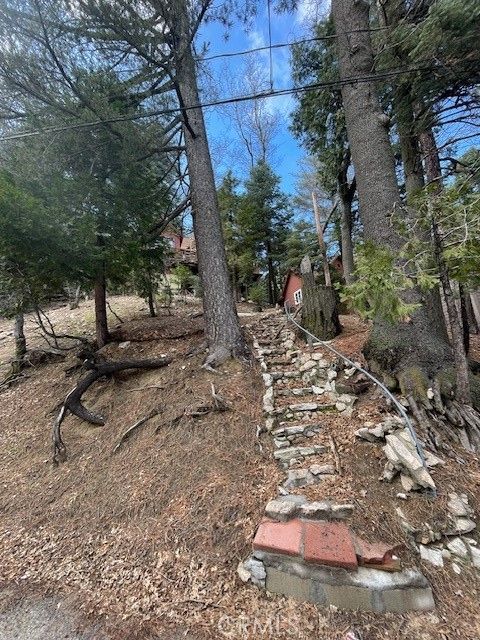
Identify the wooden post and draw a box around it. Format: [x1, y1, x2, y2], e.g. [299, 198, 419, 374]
[312, 191, 332, 288]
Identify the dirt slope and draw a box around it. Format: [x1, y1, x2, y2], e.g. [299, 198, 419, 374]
[0, 297, 479, 639]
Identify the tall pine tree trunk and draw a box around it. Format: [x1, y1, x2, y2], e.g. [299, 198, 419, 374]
[332, 0, 453, 400]
[173, 1, 247, 365]
[419, 126, 472, 405]
[12, 312, 26, 374]
[337, 154, 355, 283]
[94, 269, 109, 349]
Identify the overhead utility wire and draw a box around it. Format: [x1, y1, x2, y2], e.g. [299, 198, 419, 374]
[0, 63, 468, 143]
[200, 26, 390, 62]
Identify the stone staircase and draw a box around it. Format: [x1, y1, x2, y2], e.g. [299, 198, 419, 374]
[238, 310, 436, 613]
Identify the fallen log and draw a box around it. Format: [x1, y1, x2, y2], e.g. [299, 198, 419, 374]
[52, 356, 172, 464]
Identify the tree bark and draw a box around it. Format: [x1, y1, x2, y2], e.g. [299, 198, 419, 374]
[94, 268, 109, 349]
[332, 0, 452, 391]
[419, 126, 472, 405]
[337, 153, 355, 284]
[173, 1, 248, 366]
[12, 312, 26, 374]
[300, 255, 340, 340]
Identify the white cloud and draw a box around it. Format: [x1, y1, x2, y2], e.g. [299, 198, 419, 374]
[296, 0, 331, 25]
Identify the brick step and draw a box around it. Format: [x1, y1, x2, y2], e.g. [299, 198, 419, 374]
[246, 518, 433, 613]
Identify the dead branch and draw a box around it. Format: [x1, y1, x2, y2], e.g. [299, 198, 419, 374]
[112, 408, 160, 454]
[35, 307, 91, 348]
[106, 300, 124, 324]
[329, 435, 342, 476]
[185, 383, 229, 417]
[52, 356, 172, 464]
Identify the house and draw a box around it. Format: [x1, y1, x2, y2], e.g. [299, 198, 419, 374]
[280, 256, 345, 310]
[281, 270, 304, 309]
[161, 229, 197, 270]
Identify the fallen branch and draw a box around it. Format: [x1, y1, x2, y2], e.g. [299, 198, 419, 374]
[329, 435, 342, 476]
[106, 300, 124, 324]
[112, 408, 159, 454]
[125, 384, 165, 392]
[185, 383, 229, 417]
[52, 356, 172, 464]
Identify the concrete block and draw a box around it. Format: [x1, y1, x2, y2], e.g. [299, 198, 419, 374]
[266, 567, 310, 601]
[381, 587, 435, 613]
[323, 585, 374, 611]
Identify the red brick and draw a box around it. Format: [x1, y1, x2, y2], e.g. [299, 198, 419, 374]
[253, 518, 303, 557]
[351, 534, 403, 569]
[303, 521, 357, 569]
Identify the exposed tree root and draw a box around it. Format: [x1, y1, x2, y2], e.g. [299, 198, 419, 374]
[112, 408, 159, 454]
[52, 356, 172, 464]
[398, 366, 480, 453]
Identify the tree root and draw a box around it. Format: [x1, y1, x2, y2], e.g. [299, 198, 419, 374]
[52, 356, 172, 464]
[399, 366, 480, 453]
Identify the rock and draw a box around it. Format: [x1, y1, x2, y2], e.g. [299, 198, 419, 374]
[118, 341, 130, 349]
[335, 402, 347, 411]
[262, 373, 273, 387]
[279, 494, 307, 505]
[400, 473, 417, 492]
[243, 557, 266, 586]
[447, 493, 471, 518]
[446, 537, 469, 560]
[265, 499, 298, 521]
[299, 500, 332, 519]
[355, 427, 379, 443]
[327, 369, 337, 381]
[424, 451, 444, 468]
[274, 445, 325, 463]
[312, 385, 324, 395]
[447, 517, 476, 536]
[237, 560, 251, 582]
[396, 493, 408, 500]
[467, 544, 480, 570]
[380, 461, 399, 483]
[331, 504, 354, 519]
[288, 402, 318, 412]
[284, 469, 314, 489]
[452, 563, 462, 575]
[419, 545, 444, 568]
[265, 417, 276, 432]
[262, 386, 275, 414]
[384, 433, 436, 490]
[300, 360, 317, 372]
[309, 464, 335, 476]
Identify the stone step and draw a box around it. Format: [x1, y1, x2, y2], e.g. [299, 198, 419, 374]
[274, 445, 327, 465]
[283, 466, 333, 488]
[275, 387, 314, 397]
[273, 403, 337, 415]
[270, 371, 302, 380]
[272, 424, 321, 439]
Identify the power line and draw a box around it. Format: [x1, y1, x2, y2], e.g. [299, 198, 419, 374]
[0, 63, 472, 143]
[200, 26, 390, 63]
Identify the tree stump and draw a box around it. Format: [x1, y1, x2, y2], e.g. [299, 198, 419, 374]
[300, 256, 341, 341]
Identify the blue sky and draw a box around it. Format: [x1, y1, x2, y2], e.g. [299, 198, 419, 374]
[196, 1, 331, 196]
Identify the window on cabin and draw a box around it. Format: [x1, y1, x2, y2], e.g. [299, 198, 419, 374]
[293, 289, 302, 305]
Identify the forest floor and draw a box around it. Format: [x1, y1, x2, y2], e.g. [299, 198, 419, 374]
[0, 296, 479, 640]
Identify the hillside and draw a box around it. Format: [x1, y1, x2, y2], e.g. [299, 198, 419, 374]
[0, 297, 479, 639]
